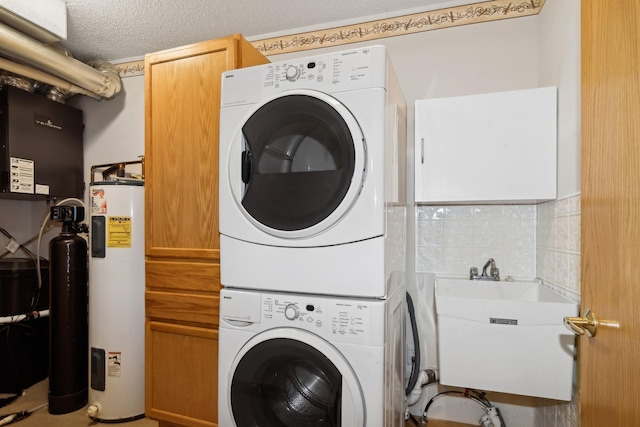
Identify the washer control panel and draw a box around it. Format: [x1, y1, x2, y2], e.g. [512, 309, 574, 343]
[220, 288, 384, 346]
[261, 292, 374, 345]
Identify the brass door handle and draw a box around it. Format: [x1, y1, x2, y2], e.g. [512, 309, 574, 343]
[564, 310, 620, 337]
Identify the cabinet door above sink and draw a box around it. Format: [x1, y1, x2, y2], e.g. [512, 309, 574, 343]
[415, 87, 557, 204]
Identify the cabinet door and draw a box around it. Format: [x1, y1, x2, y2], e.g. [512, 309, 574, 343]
[146, 321, 218, 427]
[144, 38, 236, 261]
[415, 87, 557, 204]
[144, 35, 268, 427]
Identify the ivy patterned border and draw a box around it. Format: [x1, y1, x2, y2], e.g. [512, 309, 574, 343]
[115, 0, 545, 77]
[114, 60, 145, 77]
[251, 0, 545, 55]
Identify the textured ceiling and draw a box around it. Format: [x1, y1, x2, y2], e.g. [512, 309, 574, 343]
[61, 0, 478, 62]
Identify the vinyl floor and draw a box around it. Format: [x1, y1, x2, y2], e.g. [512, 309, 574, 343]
[1, 379, 474, 427]
[0, 379, 158, 427]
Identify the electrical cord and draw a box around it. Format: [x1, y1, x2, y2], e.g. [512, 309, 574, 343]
[0, 228, 48, 316]
[421, 389, 506, 427]
[0, 225, 54, 260]
[423, 390, 487, 415]
[0, 229, 40, 264]
[0, 402, 48, 426]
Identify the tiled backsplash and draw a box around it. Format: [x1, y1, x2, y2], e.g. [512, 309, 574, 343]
[416, 204, 536, 278]
[535, 195, 580, 427]
[536, 195, 581, 303]
[415, 195, 581, 304]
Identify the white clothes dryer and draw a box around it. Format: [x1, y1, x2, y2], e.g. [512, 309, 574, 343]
[219, 46, 407, 298]
[218, 286, 405, 427]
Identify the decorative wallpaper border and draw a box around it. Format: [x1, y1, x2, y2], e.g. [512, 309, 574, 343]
[252, 0, 545, 55]
[114, 0, 545, 77]
[113, 60, 145, 78]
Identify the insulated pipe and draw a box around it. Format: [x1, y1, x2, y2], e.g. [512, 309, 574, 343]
[0, 57, 101, 99]
[0, 22, 121, 99]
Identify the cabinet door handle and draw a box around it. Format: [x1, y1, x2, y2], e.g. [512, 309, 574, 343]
[421, 137, 425, 164]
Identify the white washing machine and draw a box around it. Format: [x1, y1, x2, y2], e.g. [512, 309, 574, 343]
[218, 286, 405, 427]
[218, 45, 407, 298]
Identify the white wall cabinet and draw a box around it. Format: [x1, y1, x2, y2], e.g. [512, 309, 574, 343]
[415, 87, 557, 204]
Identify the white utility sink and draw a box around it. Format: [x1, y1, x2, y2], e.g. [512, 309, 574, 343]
[435, 276, 578, 401]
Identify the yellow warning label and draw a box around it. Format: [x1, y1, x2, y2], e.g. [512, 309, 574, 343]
[107, 216, 132, 248]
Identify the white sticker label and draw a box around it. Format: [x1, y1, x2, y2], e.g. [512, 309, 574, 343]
[9, 157, 34, 194]
[91, 188, 107, 214]
[107, 351, 122, 377]
[35, 184, 50, 195]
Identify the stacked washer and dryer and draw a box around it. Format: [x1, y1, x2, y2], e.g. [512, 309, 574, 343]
[218, 45, 407, 427]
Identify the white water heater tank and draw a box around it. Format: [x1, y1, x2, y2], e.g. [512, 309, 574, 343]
[88, 174, 144, 422]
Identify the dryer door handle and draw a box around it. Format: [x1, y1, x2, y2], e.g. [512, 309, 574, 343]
[241, 150, 252, 184]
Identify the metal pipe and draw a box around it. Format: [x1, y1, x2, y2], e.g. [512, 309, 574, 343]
[0, 22, 121, 99]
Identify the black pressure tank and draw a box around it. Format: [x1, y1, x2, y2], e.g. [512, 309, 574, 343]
[48, 224, 88, 414]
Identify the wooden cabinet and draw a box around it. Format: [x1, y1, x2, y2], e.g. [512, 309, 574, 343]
[414, 87, 557, 204]
[144, 34, 268, 427]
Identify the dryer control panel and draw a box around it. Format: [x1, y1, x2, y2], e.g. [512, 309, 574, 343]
[220, 45, 389, 107]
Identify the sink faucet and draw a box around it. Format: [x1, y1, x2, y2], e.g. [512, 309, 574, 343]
[469, 258, 500, 281]
[481, 258, 500, 281]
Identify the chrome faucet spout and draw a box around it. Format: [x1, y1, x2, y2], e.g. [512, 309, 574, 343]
[480, 258, 500, 281]
[481, 258, 495, 277]
[470, 258, 500, 280]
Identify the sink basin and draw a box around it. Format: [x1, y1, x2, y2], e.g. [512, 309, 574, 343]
[435, 276, 578, 401]
[437, 277, 573, 304]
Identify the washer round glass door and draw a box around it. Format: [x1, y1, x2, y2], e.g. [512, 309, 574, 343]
[228, 329, 365, 427]
[228, 90, 366, 239]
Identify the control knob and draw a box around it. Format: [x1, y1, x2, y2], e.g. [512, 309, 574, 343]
[284, 304, 300, 320]
[285, 66, 300, 81]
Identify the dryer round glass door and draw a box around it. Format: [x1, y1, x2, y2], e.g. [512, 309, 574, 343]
[228, 90, 366, 239]
[228, 329, 365, 427]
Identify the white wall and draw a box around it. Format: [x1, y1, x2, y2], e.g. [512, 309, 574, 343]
[538, 0, 581, 198]
[70, 71, 145, 183]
